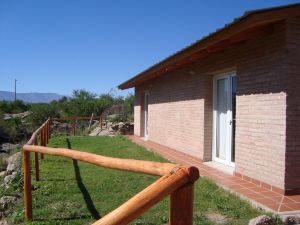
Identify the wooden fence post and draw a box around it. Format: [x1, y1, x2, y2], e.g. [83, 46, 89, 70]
[48, 119, 51, 140]
[23, 149, 32, 220]
[44, 125, 47, 157]
[169, 183, 194, 225]
[41, 128, 44, 160]
[99, 114, 102, 130]
[47, 121, 49, 143]
[34, 138, 39, 181]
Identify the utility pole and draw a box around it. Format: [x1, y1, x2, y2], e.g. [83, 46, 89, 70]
[14, 79, 17, 104]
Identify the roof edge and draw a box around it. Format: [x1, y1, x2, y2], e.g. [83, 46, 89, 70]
[119, 3, 300, 90]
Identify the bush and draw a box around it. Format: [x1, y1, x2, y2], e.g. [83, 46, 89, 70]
[28, 103, 59, 129]
[0, 100, 28, 114]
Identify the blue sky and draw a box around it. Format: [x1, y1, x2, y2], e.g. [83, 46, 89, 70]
[0, 0, 299, 96]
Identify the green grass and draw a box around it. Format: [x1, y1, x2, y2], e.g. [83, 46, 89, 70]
[9, 136, 280, 225]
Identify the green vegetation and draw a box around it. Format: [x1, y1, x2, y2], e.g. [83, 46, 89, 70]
[0, 110, 26, 143]
[0, 90, 134, 138]
[9, 136, 280, 225]
[28, 90, 134, 129]
[0, 100, 28, 114]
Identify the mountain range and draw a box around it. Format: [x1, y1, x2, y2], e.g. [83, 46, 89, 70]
[0, 91, 65, 103]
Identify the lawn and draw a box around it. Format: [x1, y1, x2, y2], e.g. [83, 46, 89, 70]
[10, 136, 279, 225]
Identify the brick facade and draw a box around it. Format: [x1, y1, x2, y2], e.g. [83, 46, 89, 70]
[133, 20, 299, 191]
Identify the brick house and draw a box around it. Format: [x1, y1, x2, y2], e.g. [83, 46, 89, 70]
[119, 4, 300, 195]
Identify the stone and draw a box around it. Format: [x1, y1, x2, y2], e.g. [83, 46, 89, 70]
[0, 143, 19, 154]
[89, 127, 102, 136]
[90, 121, 99, 129]
[111, 123, 119, 131]
[6, 152, 21, 175]
[0, 219, 12, 225]
[0, 171, 6, 177]
[97, 129, 111, 136]
[11, 111, 31, 119]
[248, 215, 273, 225]
[0, 196, 17, 210]
[285, 216, 300, 225]
[2, 114, 12, 120]
[3, 172, 17, 185]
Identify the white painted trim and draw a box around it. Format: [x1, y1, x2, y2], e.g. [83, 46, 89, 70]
[212, 72, 236, 167]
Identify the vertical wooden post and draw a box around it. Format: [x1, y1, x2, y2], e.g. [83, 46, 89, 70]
[48, 119, 51, 140]
[45, 124, 47, 145]
[34, 138, 39, 181]
[169, 183, 194, 225]
[23, 149, 32, 220]
[40, 128, 44, 160]
[46, 122, 49, 144]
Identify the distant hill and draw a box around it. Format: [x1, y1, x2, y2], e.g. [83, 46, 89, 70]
[0, 91, 66, 103]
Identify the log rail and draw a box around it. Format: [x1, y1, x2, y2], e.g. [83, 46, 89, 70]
[23, 118, 199, 225]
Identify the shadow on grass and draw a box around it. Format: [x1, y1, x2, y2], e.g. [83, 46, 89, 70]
[66, 138, 101, 220]
[33, 214, 93, 222]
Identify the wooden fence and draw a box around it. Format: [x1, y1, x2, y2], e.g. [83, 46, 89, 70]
[52, 114, 106, 135]
[22, 118, 199, 225]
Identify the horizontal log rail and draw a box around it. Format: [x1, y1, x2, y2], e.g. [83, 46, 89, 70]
[23, 118, 199, 225]
[23, 145, 176, 176]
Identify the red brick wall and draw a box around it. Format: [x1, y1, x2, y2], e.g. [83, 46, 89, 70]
[134, 21, 290, 190]
[285, 17, 300, 192]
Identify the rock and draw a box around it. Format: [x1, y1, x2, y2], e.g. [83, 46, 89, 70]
[0, 143, 19, 154]
[0, 171, 6, 177]
[3, 172, 17, 185]
[3, 111, 31, 121]
[97, 129, 111, 136]
[90, 121, 99, 129]
[111, 123, 119, 131]
[89, 127, 102, 136]
[12, 111, 31, 119]
[2, 114, 12, 120]
[120, 122, 134, 135]
[0, 196, 17, 210]
[6, 152, 21, 175]
[248, 215, 273, 225]
[0, 219, 12, 225]
[285, 216, 300, 225]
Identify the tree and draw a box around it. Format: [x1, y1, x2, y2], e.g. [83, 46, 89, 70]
[124, 93, 134, 115]
[0, 100, 28, 114]
[95, 94, 114, 114]
[67, 89, 97, 116]
[28, 103, 59, 129]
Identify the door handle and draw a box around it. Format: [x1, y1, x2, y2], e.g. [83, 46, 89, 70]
[230, 119, 236, 125]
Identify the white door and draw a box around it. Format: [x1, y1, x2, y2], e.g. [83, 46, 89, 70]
[213, 73, 236, 167]
[144, 93, 149, 138]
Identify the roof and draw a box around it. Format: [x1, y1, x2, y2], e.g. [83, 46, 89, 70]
[119, 3, 300, 90]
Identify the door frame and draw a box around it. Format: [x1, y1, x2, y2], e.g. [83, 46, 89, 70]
[144, 92, 149, 138]
[212, 72, 236, 167]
